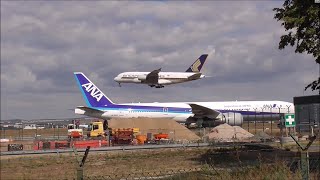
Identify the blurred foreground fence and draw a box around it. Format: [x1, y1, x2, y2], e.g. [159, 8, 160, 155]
[1, 145, 319, 180]
[84, 158, 320, 180]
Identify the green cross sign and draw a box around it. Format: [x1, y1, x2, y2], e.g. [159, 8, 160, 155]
[285, 114, 295, 127]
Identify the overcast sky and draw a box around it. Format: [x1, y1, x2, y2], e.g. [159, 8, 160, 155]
[1, 1, 318, 120]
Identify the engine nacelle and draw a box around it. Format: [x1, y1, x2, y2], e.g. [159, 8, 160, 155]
[217, 112, 243, 126]
[132, 78, 142, 83]
[158, 79, 172, 85]
[137, 75, 147, 81]
[173, 114, 191, 122]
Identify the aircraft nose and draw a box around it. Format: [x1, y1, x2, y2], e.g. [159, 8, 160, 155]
[114, 76, 120, 82]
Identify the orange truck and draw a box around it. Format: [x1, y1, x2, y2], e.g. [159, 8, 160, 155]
[154, 133, 169, 140]
[67, 123, 83, 139]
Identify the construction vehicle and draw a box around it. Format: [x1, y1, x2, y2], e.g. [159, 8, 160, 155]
[112, 128, 134, 145]
[67, 120, 83, 138]
[152, 133, 170, 144]
[87, 120, 108, 138]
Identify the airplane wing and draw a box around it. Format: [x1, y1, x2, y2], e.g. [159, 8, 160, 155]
[187, 73, 202, 80]
[146, 68, 161, 84]
[76, 106, 104, 114]
[188, 103, 221, 118]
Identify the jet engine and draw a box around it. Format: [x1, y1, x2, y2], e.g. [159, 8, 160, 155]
[217, 112, 243, 126]
[132, 78, 142, 83]
[182, 112, 244, 128]
[158, 79, 172, 85]
[137, 75, 147, 80]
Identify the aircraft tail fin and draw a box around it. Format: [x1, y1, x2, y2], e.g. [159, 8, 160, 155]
[74, 72, 114, 107]
[186, 54, 208, 72]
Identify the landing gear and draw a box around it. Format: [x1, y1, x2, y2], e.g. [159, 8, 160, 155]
[196, 119, 204, 128]
[155, 85, 164, 88]
[103, 120, 108, 130]
[149, 84, 164, 88]
[118, 83, 121, 87]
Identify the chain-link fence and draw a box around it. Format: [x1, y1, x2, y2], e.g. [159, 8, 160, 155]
[84, 159, 320, 180]
[1, 145, 319, 180]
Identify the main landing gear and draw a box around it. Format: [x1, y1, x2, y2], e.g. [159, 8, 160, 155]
[149, 85, 164, 88]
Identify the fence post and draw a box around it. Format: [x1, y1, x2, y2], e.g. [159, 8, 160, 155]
[73, 146, 91, 180]
[300, 151, 309, 180]
[2, 128, 5, 138]
[22, 126, 24, 140]
[254, 108, 257, 134]
[290, 134, 316, 180]
[270, 108, 272, 135]
[76, 167, 83, 180]
[261, 107, 265, 132]
[247, 118, 249, 132]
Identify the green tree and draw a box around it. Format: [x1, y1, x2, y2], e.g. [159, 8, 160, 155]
[273, 0, 320, 93]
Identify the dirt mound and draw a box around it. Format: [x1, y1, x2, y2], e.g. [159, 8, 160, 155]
[109, 118, 200, 141]
[205, 123, 254, 142]
[249, 131, 273, 142]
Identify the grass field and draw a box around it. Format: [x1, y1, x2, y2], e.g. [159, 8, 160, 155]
[1, 147, 319, 180]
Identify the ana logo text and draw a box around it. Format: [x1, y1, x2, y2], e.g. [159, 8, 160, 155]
[82, 83, 103, 102]
[263, 104, 277, 109]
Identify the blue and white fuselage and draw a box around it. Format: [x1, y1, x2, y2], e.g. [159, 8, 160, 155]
[74, 72, 294, 126]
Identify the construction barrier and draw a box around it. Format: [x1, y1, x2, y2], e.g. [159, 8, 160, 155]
[55, 141, 70, 149]
[8, 144, 23, 151]
[72, 140, 108, 149]
[33, 140, 108, 150]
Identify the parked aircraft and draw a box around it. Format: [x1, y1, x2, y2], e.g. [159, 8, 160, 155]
[74, 72, 294, 127]
[113, 54, 209, 88]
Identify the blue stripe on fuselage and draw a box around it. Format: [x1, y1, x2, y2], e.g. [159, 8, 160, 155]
[90, 104, 278, 116]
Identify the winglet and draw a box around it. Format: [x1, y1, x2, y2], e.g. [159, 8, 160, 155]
[186, 54, 208, 72]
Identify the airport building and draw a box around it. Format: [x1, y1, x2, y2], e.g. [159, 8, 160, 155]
[294, 95, 320, 135]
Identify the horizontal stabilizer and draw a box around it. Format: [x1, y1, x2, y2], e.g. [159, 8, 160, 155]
[187, 73, 202, 80]
[76, 106, 104, 114]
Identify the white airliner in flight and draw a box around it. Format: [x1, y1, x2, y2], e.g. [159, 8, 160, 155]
[74, 72, 294, 127]
[113, 54, 209, 88]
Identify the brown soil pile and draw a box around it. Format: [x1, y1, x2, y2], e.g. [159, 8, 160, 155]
[109, 118, 200, 141]
[205, 123, 254, 142]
